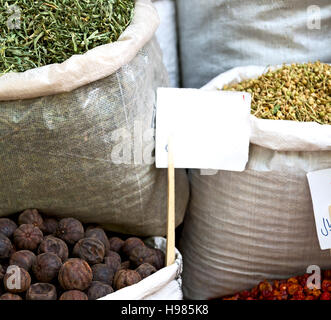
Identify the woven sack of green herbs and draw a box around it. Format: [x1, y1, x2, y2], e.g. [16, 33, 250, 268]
[0, 0, 135, 74]
[0, 0, 189, 236]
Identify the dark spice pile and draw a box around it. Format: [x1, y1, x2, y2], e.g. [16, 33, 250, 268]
[220, 271, 331, 300]
[0, 209, 164, 300]
[222, 61, 331, 125]
[0, 0, 135, 75]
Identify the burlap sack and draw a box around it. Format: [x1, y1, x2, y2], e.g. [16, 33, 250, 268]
[177, 0, 331, 88]
[180, 66, 331, 300]
[0, 0, 189, 236]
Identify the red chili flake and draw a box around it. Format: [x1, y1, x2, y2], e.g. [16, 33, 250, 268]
[272, 290, 288, 300]
[239, 290, 251, 299]
[298, 274, 310, 287]
[278, 291, 288, 300]
[320, 292, 331, 300]
[273, 280, 280, 289]
[312, 289, 322, 298]
[322, 280, 331, 292]
[259, 281, 272, 292]
[304, 287, 314, 296]
[292, 292, 306, 300]
[304, 283, 321, 295]
[223, 294, 240, 300]
[259, 281, 273, 298]
[272, 289, 281, 296]
[250, 286, 259, 298]
[279, 283, 288, 292]
[288, 284, 302, 296]
[287, 277, 299, 285]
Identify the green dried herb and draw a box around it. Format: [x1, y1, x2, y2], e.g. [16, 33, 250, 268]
[0, 0, 135, 75]
[222, 61, 331, 125]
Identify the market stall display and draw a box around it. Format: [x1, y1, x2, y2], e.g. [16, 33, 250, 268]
[0, 0, 330, 303]
[0, 0, 189, 236]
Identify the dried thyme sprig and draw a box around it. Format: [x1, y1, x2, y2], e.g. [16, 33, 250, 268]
[222, 61, 331, 125]
[0, 0, 135, 75]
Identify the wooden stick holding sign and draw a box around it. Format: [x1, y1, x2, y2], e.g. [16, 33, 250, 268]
[166, 138, 175, 266]
[156, 88, 252, 265]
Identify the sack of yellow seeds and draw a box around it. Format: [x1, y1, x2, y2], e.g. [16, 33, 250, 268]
[180, 63, 331, 300]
